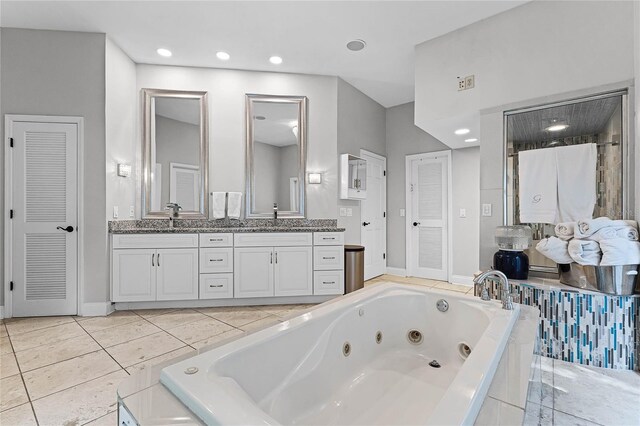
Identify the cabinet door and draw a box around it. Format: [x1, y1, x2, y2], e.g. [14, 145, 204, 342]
[156, 248, 199, 301]
[274, 246, 313, 297]
[112, 249, 156, 302]
[234, 247, 274, 298]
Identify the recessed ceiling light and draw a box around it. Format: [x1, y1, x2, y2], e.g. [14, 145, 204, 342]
[545, 124, 569, 132]
[216, 51, 230, 61]
[465, 138, 478, 143]
[346, 39, 367, 51]
[156, 48, 172, 57]
[269, 56, 283, 65]
[454, 128, 470, 135]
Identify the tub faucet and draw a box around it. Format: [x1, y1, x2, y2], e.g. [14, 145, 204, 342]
[473, 269, 514, 310]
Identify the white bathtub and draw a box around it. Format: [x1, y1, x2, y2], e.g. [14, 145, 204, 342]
[160, 283, 520, 425]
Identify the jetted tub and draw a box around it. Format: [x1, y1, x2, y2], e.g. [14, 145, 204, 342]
[160, 283, 520, 425]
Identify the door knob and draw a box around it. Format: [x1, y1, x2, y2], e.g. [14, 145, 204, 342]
[412, 222, 420, 227]
[56, 226, 74, 233]
[362, 222, 371, 226]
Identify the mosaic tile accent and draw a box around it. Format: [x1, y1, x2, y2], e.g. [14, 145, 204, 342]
[482, 280, 639, 370]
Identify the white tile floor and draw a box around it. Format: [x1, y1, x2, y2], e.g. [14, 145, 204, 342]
[0, 275, 638, 425]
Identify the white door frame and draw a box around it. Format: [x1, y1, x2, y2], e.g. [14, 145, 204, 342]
[4, 115, 85, 319]
[360, 149, 387, 279]
[405, 150, 452, 281]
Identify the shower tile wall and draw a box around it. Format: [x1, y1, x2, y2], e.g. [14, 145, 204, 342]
[484, 280, 638, 370]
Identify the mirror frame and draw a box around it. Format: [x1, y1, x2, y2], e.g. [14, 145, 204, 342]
[245, 94, 308, 219]
[142, 88, 209, 219]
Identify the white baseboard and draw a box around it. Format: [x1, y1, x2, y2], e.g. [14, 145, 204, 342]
[386, 267, 407, 277]
[81, 302, 115, 317]
[450, 275, 474, 286]
[114, 295, 337, 311]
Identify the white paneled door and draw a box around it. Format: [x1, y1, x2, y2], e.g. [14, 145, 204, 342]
[360, 150, 386, 280]
[7, 117, 80, 316]
[407, 152, 450, 281]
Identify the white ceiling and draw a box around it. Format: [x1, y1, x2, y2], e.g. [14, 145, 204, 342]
[155, 98, 200, 125]
[0, 1, 527, 107]
[253, 102, 299, 147]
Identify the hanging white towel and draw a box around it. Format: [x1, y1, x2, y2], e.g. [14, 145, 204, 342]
[575, 217, 638, 239]
[227, 192, 242, 219]
[554, 222, 576, 241]
[518, 148, 558, 224]
[536, 237, 573, 264]
[555, 144, 597, 223]
[211, 192, 226, 219]
[599, 239, 640, 266]
[568, 239, 601, 266]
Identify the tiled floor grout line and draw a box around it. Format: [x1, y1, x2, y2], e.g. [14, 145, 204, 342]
[78, 321, 133, 375]
[4, 317, 77, 338]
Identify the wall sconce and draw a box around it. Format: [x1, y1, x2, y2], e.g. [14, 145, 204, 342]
[117, 163, 131, 178]
[308, 173, 322, 184]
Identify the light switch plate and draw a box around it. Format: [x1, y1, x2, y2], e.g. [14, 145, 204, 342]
[482, 203, 492, 217]
[346, 208, 353, 217]
[459, 208, 467, 218]
[113, 206, 119, 219]
[400, 208, 406, 217]
[129, 206, 135, 218]
[339, 208, 347, 217]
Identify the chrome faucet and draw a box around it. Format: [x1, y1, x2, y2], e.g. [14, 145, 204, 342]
[166, 203, 182, 218]
[473, 269, 514, 310]
[273, 203, 278, 225]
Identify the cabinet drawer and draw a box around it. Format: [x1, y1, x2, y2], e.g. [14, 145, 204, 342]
[112, 233, 198, 249]
[314, 270, 344, 295]
[234, 232, 312, 247]
[199, 233, 233, 248]
[200, 248, 234, 273]
[313, 232, 345, 246]
[313, 246, 345, 270]
[199, 273, 234, 299]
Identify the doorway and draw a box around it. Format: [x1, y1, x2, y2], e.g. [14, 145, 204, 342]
[360, 150, 387, 280]
[406, 151, 451, 281]
[5, 115, 82, 317]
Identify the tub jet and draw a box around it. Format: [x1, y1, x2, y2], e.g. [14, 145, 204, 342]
[429, 360, 441, 368]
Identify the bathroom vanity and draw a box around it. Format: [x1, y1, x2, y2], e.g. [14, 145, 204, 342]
[109, 220, 345, 309]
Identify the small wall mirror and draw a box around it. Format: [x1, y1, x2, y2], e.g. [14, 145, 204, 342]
[142, 89, 209, 218]
[246, 94, 307, 218]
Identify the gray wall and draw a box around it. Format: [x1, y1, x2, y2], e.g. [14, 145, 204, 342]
[155, 115, 200, 207]
[1, 28, 108, 305]
[385, 102, 448, 270]
[336, 78, 386, 244]
[253, 142, 281, 211]
[277, 145, 299, 210]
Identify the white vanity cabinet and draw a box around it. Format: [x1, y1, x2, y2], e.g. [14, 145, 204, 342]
[111, 234, 199, 302]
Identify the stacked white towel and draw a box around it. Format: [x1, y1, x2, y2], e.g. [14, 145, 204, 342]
[588, 226, 639, 242]
[567, 239, 601, 266]
[212, 192, 226, 219]
[536, 237, 573, 264]
[554, 222, 576, 241]
[227, 192, 243, 219]
[575, 218, 638, 239]
[599, 239, 640, 266]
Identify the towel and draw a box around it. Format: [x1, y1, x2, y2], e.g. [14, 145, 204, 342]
[555, 144, 597, 223]
[212, 192, 226, 219]
[599, 239, 640, 266]
[554, 222, 576, 241]
[536, 237, 573, 264]
[518, 148, 558, 224]
[568, 239, 601, 266]
[227, 192, 242, 219]
[575, 217, 638, 239]
[588, 226, 639, 242]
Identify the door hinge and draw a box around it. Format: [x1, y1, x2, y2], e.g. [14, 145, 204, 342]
[383, 253, 386, 260]
[9, 137, 14, 148]
[383, 211, 386, 218]
[383, 170, 386, 176]
[9, 209, 14, 219]
[10, 281, 14, 291]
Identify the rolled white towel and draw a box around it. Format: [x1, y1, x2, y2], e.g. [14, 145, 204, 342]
[575, 217, 638, 239]
[568, 239, 601, 266]
[554, 222, 576, 241]
[536, 237, 573, 264]
[599, 239, 640, 266]
[589, 226, 639, 242]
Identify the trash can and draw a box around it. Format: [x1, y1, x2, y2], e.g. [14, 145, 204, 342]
[344, 245, 365, 294]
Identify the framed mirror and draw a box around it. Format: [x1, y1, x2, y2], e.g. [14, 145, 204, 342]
[142, 88, 209, 219]
[245, 94, 308, 218]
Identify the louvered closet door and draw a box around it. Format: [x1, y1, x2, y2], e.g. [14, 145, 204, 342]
[409, 155, 448, 281]
[11, 121, 78, 316]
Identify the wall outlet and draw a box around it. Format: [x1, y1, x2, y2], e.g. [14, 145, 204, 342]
[465, 75, 475, 89]
[339, 207, 347, 217]
[457, 78, 466, 91]
[129, 206, 135, 218]
[459, 208, 467, 218]
[346, 208, 353, 217]
[400, 208, 406, 217]
[113, 206, 119, 219]
[482, 203, 492, 217]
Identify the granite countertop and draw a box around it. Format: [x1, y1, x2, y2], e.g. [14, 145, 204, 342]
[108, 219, 345, 234]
